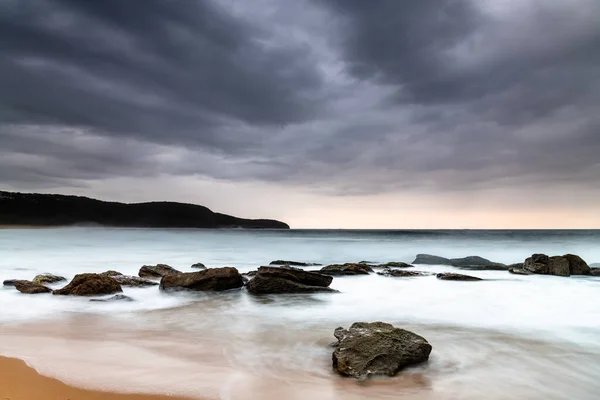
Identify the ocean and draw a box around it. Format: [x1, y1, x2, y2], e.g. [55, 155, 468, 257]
[1, 228, 599, 399]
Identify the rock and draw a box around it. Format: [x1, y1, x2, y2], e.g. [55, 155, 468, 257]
[449, 256, 505, 268]
[191, 263, 206, 269]
[53, 273, 123, 296]
[524, 254, 550, 274]
[376, 262, 414, 269]
[112, 275, 158, 287]
[359, 261, 377, 265]
[412, 254, 451, 265]
[246, 266, 335, 294]
[90, 294, 134, 302]
[457, 264, 509, 271]
[563, 254, 590, 275]
[3, 279, 17, 286]
[590, 268, 600, 276]
[436, 273, 482, 281]
[509, 268, 533, 275]
[269, 260, 322, 266]
[100, 270, 123, 277]
[377, 268, 426, 277]
[14, 280, 52, 294]
[160, 267, 244, 292]
[548, 256, 570, 277]
[32, 274, 66, 285]
[319, 263, 373, 276]
[332, 322, 432, 379]
[138, 264, 181, 279]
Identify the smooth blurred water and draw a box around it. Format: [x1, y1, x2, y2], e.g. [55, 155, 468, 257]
[1, 228, 600, 399]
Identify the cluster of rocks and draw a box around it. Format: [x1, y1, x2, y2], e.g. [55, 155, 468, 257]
[509, 253, 591, 277]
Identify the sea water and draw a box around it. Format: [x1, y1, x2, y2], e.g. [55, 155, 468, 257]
[1, 228, 599, 399]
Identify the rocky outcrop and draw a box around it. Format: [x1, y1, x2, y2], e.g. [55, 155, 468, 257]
[269, 260, 322, 266]
[246, 266, 335, 294]
[53, 273, 123, 296]
[332, 322, 432, 379]
[100, 270, 123, 277]
[90, 294, 134, 302]
[523, 254, 590, 277]
[412, 254, 504, 268]
[436, 273, 482, 281]
[377, 268, 426, 277]
[32, 274, 66, 285]
[138, 264, 181, 279]
[160, 267, 243, 292]
[14, 280, 52, 294]
[319, 263, 373, 276]
[412, 254, 451, 265]
[112, 275, 158, 287]
[191, 263, 206, 269]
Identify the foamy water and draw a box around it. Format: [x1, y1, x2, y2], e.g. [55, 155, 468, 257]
[1, 228, 600, 399]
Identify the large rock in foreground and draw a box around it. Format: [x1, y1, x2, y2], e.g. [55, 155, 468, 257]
[332, 322, 432, 379]
[246, 266, 335, 294]
[138, 264, 181, 279]
[14, 280, 52, 294]
[53, 273, 123, 296]
[160, 267, 243, 292]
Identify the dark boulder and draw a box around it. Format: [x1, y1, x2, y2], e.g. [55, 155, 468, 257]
[53, 273, 123, 296]
[3, 279, 17, 286]
[563, 254, 590, 275]
[100, 270, 123, 277]
[256, 266, 333, 287]
[138, 264, 181, 279]
[548, 256, 570, 277]
[90, 294, 134, 302]
[319, 263, 373, 276]
[523, 254, 589, 277]
[32, 274, 66, 285]
[112, 275, 158, 287]
[332, 322, 432, 379]
[14, 280, 52, 294]
[509, 268, 533, 275]
[246, 275, 337, 294]
[269, 260, 322, 266]
[524, 254, 550, 274]
[436, 273, 482, 281]
[191, 263, 206, 269]
[160, 267, 243, 292]
[412, 254, 451, 265]
[377, 268, 426, 277]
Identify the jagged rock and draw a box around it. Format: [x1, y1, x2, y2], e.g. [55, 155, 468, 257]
[524, 254, 550, 274]
[14, 280, 52, 294]
[53, 273, 122, 296]
[246, 266, 335, 294]
[509, 268, 533, 275]
[90, 294, 134, 302]
[332, 322, 432, 379]
[160, 267, 243, 292]
[269, 260, 322, 266]
[548, 256, 570, 277]
[376, 262, 414, 269]
[3, 279, 17, 286]
[412, 254, 451, 265]
[590, 268, 600, 276]
[138, 264, 181, 279]
[32, 274, 66, 285]
[112, 275, 158, 287]
[319, 263, 373, 276]
[436, 273, 482, 281]
[377, 268, 426, 277]
[563, 254, 590, 275]
[100, 270, 123, 277]
[191, 263, 206, 269]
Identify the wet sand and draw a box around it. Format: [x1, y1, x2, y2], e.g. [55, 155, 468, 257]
[0, 355, 196, 400]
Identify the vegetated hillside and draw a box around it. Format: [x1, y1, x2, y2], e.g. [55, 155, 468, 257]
[0, 191, 289, 229]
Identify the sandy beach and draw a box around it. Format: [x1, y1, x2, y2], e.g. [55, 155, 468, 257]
[0, 355, 196, 400]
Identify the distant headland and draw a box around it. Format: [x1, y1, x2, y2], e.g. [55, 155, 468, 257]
[0, 191, 289, 229]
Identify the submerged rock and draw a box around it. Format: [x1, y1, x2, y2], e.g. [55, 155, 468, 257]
[112, 275, 158, 287]
[160, 267, 243, 292]
[269, 260, 322, 266]
[319, 263, 373, 276]
[100, 270, 123, 277]
[332, 322, 432, 379]
[14, 280, 52, 294]
[32, 274, 66, 285]
[436, 273, 482, 281]
[53, 273, 122, 296]
[138, 264, 181, 279]
[246, 266, 335, 294]
[191, 263, 206, 269]
[377, 268, 426, 277]
[509, 268, 533, 275]
[90, 294, 134, 302]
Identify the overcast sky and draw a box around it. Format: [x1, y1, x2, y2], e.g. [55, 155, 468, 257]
[1, 0, 599, 228]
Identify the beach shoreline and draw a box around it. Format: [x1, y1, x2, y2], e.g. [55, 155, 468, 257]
[0, 355, 198, 400]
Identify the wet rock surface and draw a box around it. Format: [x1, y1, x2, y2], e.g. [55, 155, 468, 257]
[332, 322, 432, 379]
[100, 270, 123, 277]
[112, 275, 158, 287]
[246, 266, 335, 294]
[138, 264, 181, 279]
[53, 273, 123, 296]
[523, 254, 590, 277]
[160, 267, 244, 292]
[319, 263, 373, 276]
[377, 268, 427, 277]
[436, 273, 482, 281]
[32, 274, 66, 285]
[14, 280, 52, 294]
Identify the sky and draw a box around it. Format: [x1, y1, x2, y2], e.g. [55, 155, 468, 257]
[1, 0, 599, 228]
